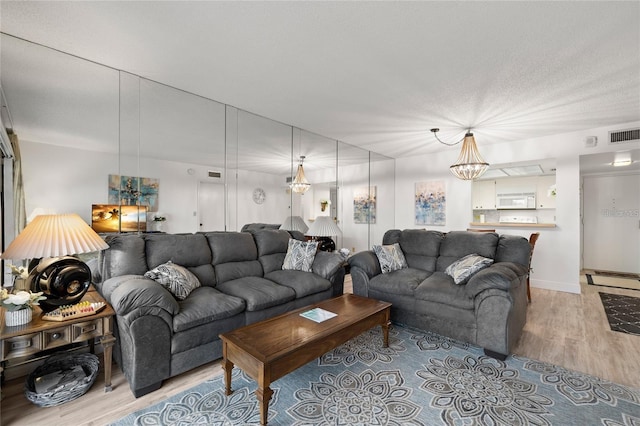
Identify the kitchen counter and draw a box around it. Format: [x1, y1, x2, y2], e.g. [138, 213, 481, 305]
[468, 222, 556, 228]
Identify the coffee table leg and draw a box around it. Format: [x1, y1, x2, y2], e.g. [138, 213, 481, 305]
[256, 385, 273, 425]
[222, 342, 234, 395]
[382, 320, 390, 348]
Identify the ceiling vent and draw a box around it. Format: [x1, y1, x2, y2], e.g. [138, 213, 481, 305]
[208, 171, 221, 178]
[608, 128, 639, 145]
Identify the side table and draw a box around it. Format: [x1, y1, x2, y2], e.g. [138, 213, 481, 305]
[0, 287, 116, 392]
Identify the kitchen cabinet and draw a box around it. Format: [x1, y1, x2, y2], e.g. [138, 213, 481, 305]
[472, 180, 495, 210]
[536, 175, 556, 209]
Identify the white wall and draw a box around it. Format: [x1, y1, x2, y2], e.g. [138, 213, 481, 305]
[394, 121, 640, 294]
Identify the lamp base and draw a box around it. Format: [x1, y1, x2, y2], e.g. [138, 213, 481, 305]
[27, 256, 91, 312]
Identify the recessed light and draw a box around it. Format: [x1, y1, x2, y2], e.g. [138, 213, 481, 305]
[612, 160, 632, 167]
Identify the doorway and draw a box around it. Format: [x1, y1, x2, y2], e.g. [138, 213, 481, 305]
[198, 181, 225, 232]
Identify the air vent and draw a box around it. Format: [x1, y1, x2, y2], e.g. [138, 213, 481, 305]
[208, 171, 221, 178]
[609, 128, 640, 144]
[285, 176, 292, 184]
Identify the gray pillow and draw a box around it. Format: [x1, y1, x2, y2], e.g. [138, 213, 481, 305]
[445, 254, 494, 285]
[144, 261, 201, 300]
[373, 243, 408, 274]
[283, 239, 319, 272]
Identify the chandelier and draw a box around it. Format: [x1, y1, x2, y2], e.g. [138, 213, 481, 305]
[290, 155, 311, 194]
[431, 129, 489, 180]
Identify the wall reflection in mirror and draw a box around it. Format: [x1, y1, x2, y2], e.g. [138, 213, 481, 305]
[0, 33, 394, 251]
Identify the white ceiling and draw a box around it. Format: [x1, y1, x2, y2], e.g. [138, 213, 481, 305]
[1, 1, 639, 162]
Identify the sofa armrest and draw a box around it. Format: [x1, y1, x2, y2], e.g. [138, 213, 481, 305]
[102, 275, 180, 319]
[464, 262, 528, 298]
[312, 251, 345, 281]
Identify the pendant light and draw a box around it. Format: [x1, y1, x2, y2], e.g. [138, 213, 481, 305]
[431, 128, 489, 180]
[290, 155, 311, 194]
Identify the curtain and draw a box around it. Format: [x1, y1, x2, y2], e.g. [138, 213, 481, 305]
[9, 132, 26, 234]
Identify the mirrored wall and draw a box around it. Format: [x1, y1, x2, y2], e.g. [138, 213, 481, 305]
[0, 33, 394, 249]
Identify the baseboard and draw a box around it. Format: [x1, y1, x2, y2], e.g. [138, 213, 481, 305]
[531, 278, 580, 294]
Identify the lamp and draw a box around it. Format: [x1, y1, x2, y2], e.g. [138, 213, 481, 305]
[1, 214, 109, 311]
[306, 216, 341, 252]
[280, 216, 309, 233]
[431, 128, 489, 180]
[290, 155, 311, 194]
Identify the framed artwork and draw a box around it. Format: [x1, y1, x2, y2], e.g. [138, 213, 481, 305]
[108, 174, 159, 211]
[91, 204, 147, 233]
[415, 181, 446, 226]
[354, 186, 376, 224]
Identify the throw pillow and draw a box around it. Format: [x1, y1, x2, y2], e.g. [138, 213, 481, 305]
[445, 253, 494, 285]
[144, 261, 201, 300]
[373, 243, 408, 274]
[282, 239, 319, 272]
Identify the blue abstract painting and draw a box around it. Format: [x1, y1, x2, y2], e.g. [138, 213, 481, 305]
[415, 181, 446, 226]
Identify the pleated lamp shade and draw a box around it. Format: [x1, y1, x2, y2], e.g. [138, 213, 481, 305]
[306, 216, 342, 237]
[1, 213, 109, 260]
[280, 216, 309, 233]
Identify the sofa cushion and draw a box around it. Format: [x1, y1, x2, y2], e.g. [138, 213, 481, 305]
[215, 260, 263, 284]
[101, 234, 148, 280]
[144, 261, 202, 300]
[445, 254, 494, 285]
[373, 243, 408, 274]
[173, 286, 246, 333]
[369, 267, 431, 297]
[216, 276, 296, 311]
[283, 239, 318, 272]
[436, 231, 499, 271]
[205, 232, 258, 264]
[253, 229, 292, 274]
[265, 270, 332, 298]
[414, 271, 475, 310]
[145, 233, 212, 269]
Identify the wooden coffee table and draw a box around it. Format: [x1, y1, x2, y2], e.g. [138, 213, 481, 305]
[219, 293, 391, 425]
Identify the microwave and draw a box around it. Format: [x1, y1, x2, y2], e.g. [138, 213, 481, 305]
[496, 192, 536, 210]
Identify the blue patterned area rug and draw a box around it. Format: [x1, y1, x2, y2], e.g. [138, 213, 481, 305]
[111, 326, 640, 425]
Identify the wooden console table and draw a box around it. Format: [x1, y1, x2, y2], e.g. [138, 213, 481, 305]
[0, 287, 116, 392]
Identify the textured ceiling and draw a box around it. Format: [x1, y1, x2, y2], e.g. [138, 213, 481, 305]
[1, 1, 639, 161]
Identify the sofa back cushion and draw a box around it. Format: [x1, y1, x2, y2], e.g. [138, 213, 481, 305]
[101, 234, 148, 281]
[252, 229, 295, 274]
[436, 231, 499, 271]
[495, 234, 531, 266]
[205, 232, 263, 284]
[145, 233, 216, 287]
[383, 229, 444, 272]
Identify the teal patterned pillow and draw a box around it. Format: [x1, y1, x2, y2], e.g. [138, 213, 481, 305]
[144, 261, 201, 300]
[445, 254, 494, 285]
[283, 239, 319, 272]
[373, 243, 408, 274]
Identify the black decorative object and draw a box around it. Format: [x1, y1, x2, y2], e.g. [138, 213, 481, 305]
[28, 256, 91, 312]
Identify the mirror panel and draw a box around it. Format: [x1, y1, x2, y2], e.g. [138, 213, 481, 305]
[369, 151, 395, 245]
[338, 141, 371, 252]
[0, 35, 120, 224]
[137, 78, 226, 233]
[235, 110, 292, 230]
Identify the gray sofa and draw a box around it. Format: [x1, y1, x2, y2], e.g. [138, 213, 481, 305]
[348, 230, 531, 359]
[95, 229, 345, 397]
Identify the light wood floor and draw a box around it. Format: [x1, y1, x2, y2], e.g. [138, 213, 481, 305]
[1, 275, 639, 425]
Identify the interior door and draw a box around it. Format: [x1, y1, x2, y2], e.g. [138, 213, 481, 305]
[583, 174, 640, 273]
[198, 181, 225, 232]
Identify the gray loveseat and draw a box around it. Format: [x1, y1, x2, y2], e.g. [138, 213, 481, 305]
[96, 229, 345, 397]
[348, 230, 530, 359]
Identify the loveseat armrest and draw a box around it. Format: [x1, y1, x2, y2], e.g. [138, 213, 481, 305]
[348, 251, 381, 278]
[348, 251, 382, 297]
[312, 251, 347, 296]
[464, 262, 528, 298]
[102, 275, 180, 321]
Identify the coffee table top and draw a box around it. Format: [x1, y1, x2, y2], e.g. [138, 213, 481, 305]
[220, 294, 390, 362]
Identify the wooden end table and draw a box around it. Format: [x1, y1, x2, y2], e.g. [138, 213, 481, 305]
[219, 293, 391, 425]
[0, 286, 116, 392]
